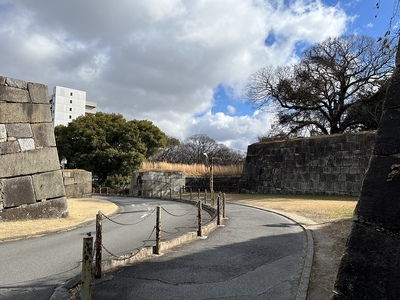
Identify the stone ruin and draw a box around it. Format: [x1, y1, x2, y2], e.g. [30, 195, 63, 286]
[0, 76, 68, 221]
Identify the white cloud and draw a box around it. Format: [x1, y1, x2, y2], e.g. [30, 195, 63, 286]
[0, 0, 349, 151]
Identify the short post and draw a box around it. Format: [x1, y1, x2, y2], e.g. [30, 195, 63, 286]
[223, 192, 227, 218]
[179, 187, 182, 200]
[217, 194, 222, 226]
[197, 200, 202, 237]
[154, 206, 161, 255]
[94, 211, 102, 278]
[204, 189, 208, 204]
[169, 188, 172, 200]
[198, 189, 200, 200]
[190, 188, 192, 200]
[81, 236, 93, 300]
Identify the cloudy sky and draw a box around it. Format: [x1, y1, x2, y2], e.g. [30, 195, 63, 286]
[0, 0, 396, 150]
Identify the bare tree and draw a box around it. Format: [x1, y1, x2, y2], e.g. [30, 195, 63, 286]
[247, 35, 395, 137]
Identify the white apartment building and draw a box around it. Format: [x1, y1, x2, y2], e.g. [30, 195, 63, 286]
[50, 86, 97, 127]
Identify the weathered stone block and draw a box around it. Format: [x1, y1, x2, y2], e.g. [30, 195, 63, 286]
[5, 77, 27, 89]
[18, 138, 35, 151]
[354, 155, 400, 228]
[0, 124, 6, 142]
[0, 103, 52, 123]
[6, 123, 33, 138]
[333, 222, 400, 300]
[28, 82, 48, 104]
[0, 197, 68, 221]
[0, 86, 30, 103]
[1, 148, 60, 178]
[31, 123, 56, 147]
[32, 171, 65, 201]
[374, 108, 400, 155]
[0, 176, 36, 208]
[0, 141, 20, 154]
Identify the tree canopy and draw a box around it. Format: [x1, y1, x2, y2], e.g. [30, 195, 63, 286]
[247, 35, 395, 137]
[55, 112, 167, 184]
[152, 134, 245, 165]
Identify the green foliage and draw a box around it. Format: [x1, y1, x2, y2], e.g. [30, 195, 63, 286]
[55, 112, 167, 184]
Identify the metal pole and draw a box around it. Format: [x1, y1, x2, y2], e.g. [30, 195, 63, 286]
[154, 206, 161, 255]
[81, 236, 93, 300]
[197, 200, 202, 237]
[210, 157, 214, 206]
[94, 211, 102, 278]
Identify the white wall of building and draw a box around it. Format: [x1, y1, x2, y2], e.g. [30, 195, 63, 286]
[50, 86, 95, 126]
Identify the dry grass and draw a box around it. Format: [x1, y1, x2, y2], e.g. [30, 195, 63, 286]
[0, 198, 118, 241]
[140, 161, 243, 176]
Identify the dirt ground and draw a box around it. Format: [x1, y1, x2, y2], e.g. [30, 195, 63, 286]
[0, 194, 356, 299]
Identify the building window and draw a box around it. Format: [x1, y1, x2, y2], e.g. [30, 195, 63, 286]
[70, 92, 73, 96]
[70, 100, 73, 104]
[69, 107, 72, 111]
[69, 115, 72, 119]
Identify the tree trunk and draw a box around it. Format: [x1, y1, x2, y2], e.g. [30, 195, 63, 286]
[332, 38, 400, 299]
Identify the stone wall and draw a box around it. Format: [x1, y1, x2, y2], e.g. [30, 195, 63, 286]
[185, 176, 241, 193]
[0, 76, 68, 220]
[130, 171, 185, 197]
[62, 170, 92, 198]
[240, 132, 376, 196]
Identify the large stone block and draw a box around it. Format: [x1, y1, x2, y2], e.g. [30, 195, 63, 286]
[32, 171, 65, 201]
[0, 141, 21, 154]
[333, 222, 400, 300]
[1, 148, 60, 178]
[0, 103, 52, 123]
[0, 124, 6, 142]
[31, 123, 56, 147]
[354, 155, 400, 228]
[5, 123, 33, 138]
[374, 108, 400, 155]
[0, 86, 30, 103]
[28, 82, 49, 104]
[5, 77, 27, 89]
[0, 176, 36, 208]
[0, 197, 68, 221]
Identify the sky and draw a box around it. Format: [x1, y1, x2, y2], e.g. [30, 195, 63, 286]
[0, 0, 397, 151]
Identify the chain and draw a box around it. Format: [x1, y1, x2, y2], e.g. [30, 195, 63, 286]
[101, 208, 155, 226]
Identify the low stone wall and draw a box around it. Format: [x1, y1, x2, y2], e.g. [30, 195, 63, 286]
[62, 170, 92, 198]
[130, 171, 185, 197]
[240, 132, 376, 196]
[0, 76, 68, 220]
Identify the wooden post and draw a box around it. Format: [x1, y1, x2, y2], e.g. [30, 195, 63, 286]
[223, 192, 227, 218]
[197, 200, 202, 237]
[217, 194, 222, 226]
[154, 206, 161, 255]
[94, 211, 102, 278]
[179, 186, 182, 200]
[81, 236, 93, 300]
[204, 189, 207, 204]
[198, 189, 200, 200]
[190, 188, 192, 200]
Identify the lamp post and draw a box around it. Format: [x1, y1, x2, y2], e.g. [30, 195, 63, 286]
[60, 157, 67, 169]
[203, 153, 214, 206]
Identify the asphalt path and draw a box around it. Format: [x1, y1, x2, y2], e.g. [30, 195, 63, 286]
[92, 203, 307, 300]
[0, 197, 207, 300]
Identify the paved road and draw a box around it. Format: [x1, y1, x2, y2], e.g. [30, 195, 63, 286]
[92, 203, 307, 300]
[0, 197, 206, 300]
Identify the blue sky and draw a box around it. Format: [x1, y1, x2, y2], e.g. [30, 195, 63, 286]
[0, 0, 398, 151]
